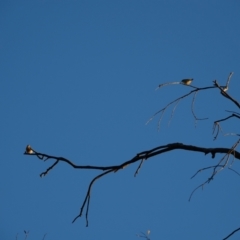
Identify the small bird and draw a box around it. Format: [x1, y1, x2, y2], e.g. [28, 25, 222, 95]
[221, 86, 228, 92]
[181, 78, 193, 85]
[26, 145, 33, 154]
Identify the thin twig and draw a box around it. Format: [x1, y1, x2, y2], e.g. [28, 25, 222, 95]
[225, 72, 234, 90]
[72, 169, 113, 224]
[190, 165, 225, 179]
[191, 91, 208, 127]
[228, 168, 240, 177]
[134, 159, 145, 177]
[40, 160, 59, 177]
[189, 139, 240, 200]
[213, 122, 225, 140]
[168, 99, 181, 126]
[155, 81, 181, 90]
[225, 110, 240, 116]
[147, 85, 218, 128]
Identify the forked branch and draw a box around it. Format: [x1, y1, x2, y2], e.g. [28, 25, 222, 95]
[24, 142, 240, 226]
[213, 112, 240, 140]
[189, 139, 240, 201]
[149, 73, 239, 140]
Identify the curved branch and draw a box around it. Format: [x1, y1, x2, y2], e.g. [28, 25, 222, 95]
[226, 72, 234, 86]
[72, 169, 113, 226]
[24, 143, 240, 175]
[189, 139, 240, 200]
[213, 113, 240, 140]
[150, 74, 239, 134]
[215, 113, 240, 123]
[147, 85, 225, 128]
[25, 141, 240, 225]
[134, 158, 145, 177]
[191, 91, 208, 127]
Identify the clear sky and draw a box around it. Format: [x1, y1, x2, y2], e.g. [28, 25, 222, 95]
[1, 1, 240, 240]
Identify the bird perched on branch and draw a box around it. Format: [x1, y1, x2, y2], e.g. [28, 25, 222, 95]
[155, 78, 194, 90]
[221, 86, 228, 92]
[180, 78, 193, 85]
[25, 145, 34, 154]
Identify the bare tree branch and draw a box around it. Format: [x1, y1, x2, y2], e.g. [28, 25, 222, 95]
[226, 110, 240, 116]
[25, 73, 240, 239]
[213, 122, 225, 140]
[150, 74, 239, 134]
[134, 158, 145, 177]
[223, 227, 240, 240]
[72, 169, 113, 225]
[224, 72, 234, 92]
[189, 139, 240, 201]
[213, 113, 240, 140]
[25, 141, 240, 225]
[215, 114, 240, 124]
[228, 167, 240, 176]
[147, 84, 231, 129]
[191, 91, 208, 127]
[147, 86, 211, 127]
[155, 81, 182, 90]
[213, 80, 240, 108]
[168, 99, 181, 126]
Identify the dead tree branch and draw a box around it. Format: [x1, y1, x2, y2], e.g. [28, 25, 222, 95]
[25, 73, 239, 239]
[24, 142, 240, 226]
[213, 113, 240, 140]
[146, 86, 213, 129]
[147, 83, 234, 129]
[189, 139, 240, 201]
[213, 79, 240, 108]
[149, 74, 239, 141]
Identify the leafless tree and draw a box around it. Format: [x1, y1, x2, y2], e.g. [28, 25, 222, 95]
[24, 72, 240, 239]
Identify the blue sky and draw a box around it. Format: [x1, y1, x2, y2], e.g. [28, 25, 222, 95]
[1, 1, 240, 239]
